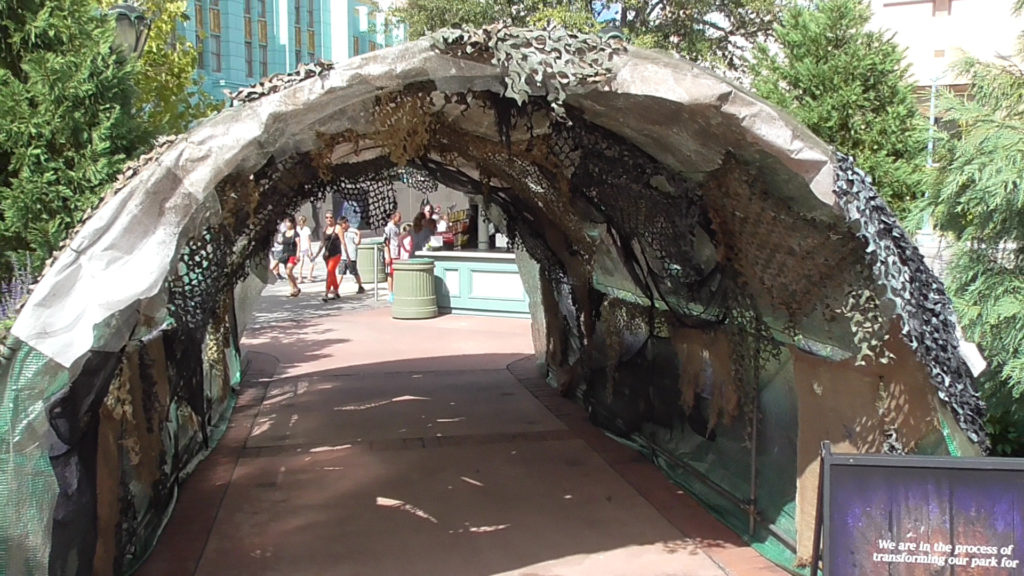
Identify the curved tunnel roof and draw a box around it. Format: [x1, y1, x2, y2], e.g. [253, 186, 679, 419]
[10, 28, 987, 447]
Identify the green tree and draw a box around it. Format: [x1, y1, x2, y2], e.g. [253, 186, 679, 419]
[99, 0, 219, 137]
[618, 0, 781, 71]
[391, 0, 781, 72]
[392, 0, 599, 39]
[749, 0, 928, 216]
[393, 0, 501, 40]
[917, 0, 1024, 455]
[0, 1, 217, 280]
[0, 0, 149, 275]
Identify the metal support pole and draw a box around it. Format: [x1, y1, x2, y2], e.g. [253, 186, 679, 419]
[809, 442, 830, 576]
[748, 386, 759, 537]
[924, 74, 944, 233]
[927, 79, 937, 168]
[476, 201, 490, 250]
[373, 243, 380, 302]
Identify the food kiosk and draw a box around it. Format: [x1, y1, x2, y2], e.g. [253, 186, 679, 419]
[415, 201, 530, 318]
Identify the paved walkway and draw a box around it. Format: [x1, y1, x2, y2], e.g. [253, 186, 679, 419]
[136, 277, 786, 576]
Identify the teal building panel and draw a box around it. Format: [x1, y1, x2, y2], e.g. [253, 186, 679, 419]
[427, 253, 531, 318]
[183, 0, 405, 102]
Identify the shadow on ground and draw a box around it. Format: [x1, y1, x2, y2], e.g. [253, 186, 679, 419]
[137, 353, 745, 576]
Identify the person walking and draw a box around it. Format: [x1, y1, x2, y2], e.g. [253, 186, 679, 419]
[296, 215, 316, 282]
[383, 211, 402, 301]
[339, 216, 366, 294]
[278, 216, 301, 297]
[269, 218, 287, 280]
[313, 213, 343, 301]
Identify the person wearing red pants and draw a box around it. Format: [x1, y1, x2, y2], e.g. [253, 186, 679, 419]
[312, 213, 344, 301]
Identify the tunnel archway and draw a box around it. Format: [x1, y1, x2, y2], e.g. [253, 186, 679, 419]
[1, 26, 987, 575]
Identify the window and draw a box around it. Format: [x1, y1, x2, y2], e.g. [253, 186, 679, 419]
[207, 0, 220, 73]
[307, 51, 315, 62]
[294, 0, 301, 23]
[245, 41, 254, 77]
[258, 19, 268, 43]
[194, 1, 204, 30]
[209, 6, 221, 34]
[258, 0, 266, 18]
[307, 30, 315, 52]
[295, 25, 302, 49]
[355, 6, 368, 32]
[244, 0, 252, 15]
[210, 34, 222, 72]
[245, 16, 252, 41]
[353, 36, 360, 56]
[194, 1, 205, 69]
[307, 2, 314, 28]
[369, 40, 378, 52]
[260, 44, 268, 77]
[296, 49, 302, 65]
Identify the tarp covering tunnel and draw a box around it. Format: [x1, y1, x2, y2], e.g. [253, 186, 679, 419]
[0, 25, 988, 575]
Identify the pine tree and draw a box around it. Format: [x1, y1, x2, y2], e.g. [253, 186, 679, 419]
[749, 0, 928, 217]
[918, 1, 1024, 454]
[0, 0, 150, 276]
[0, 1, 216, 281]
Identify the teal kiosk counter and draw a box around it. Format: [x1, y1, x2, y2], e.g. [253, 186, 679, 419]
[414, 250, 530, 318]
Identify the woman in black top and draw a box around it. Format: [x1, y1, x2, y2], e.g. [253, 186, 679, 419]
[277, 216, 301, 297]
[313, 213, 343, 301]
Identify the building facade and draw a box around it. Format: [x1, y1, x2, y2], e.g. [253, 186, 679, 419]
[183, 0, 406, 100]
[870, 0, 1024, 90]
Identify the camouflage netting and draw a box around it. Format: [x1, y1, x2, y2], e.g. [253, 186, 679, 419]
[1, 25, 987, 575]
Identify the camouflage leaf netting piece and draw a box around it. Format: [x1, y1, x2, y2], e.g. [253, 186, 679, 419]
[840, 288, 895, 366]
[832, 152, 988, 448]
[701, 155, 869, 329]
[312, 168, 400, 229]
[395, 166, 439, 196]
[168, 226, 234, 332]
[227, 59, 335, 105]
[554, 121, 706, 286]
[432, 25, 625, 119]
[372, 88, 438, 166]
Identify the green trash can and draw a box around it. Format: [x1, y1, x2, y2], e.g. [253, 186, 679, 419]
[392, 258, 438, 320]
[357, 238, 386, 284]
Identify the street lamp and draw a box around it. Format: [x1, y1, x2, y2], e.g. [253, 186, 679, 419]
[109, 3, 152, 59]
[926, 73, 947, 169]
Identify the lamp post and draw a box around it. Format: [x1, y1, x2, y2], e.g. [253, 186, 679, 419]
[926, 73, 946, 169]
[922, 73, 946, 235]
[109, 3, 152, 60]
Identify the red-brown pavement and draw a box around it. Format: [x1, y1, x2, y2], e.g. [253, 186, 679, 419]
[135, 277, 788, 576]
